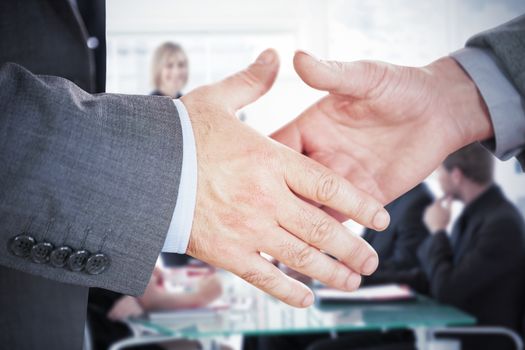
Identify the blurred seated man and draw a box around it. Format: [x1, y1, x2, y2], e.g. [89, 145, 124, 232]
[416, 142, 525, 349]
[88, 266, 222, 350]
[307, 143, 525, 350]
[364, 183, 433, 271]
[362, 183, 432, 292]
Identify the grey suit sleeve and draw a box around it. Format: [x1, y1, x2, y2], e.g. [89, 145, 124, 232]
[450, 15, 525, 167]
[0, 63, 183, 296]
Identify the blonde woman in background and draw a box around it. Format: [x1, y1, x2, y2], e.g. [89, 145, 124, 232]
[150, 42, 189, 98]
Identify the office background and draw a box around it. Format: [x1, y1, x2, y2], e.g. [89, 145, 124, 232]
[105, 0, 525, 223]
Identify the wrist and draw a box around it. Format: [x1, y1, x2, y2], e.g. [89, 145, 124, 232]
[426, 57, 493, 148]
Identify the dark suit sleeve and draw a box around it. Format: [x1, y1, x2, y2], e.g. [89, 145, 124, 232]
[417, 218, 524, 306]
[0, 63, 183, 296]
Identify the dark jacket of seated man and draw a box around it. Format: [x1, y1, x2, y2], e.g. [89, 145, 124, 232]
[362, 183, 432, 293]
[417, 143, 525, 349]
[364, 183, 433, 271]
[418, 184, 525, 330]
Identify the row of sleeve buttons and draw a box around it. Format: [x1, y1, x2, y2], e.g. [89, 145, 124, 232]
[8, 234, 110, 275]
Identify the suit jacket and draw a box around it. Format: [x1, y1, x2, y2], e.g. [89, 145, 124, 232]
[466, 15, 525, 166]
[363, 183, 433, 271]
[418, 185, 525, 334]
[361, 184, 432, 292]
[0, 0, 183, 348]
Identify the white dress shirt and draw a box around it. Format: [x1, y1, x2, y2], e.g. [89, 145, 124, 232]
[162, 99, 197, 253]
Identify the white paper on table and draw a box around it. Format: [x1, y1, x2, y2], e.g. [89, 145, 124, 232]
[315, 283, 414, 302]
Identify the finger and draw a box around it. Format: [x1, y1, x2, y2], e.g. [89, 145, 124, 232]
[263, 226, 362, 289]
[293, 50, 391, 98]
[271, 120, 304, 153]
[214, 48, 280, 112]
[278, 196, 379, 276]
[284, 151, 390, 231]
[231, 253, 314, 308]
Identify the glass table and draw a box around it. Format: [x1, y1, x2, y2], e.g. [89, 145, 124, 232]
[109, 271, 475, 350]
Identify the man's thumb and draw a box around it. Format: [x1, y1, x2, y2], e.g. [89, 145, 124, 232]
[293, 50, 389, 98]
[216, 48, 279, 112]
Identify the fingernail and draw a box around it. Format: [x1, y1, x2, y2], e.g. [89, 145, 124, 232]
[256, 49, 275, 65]
[361, 255, 378, 276]
[373, 210, 390, 230]
[295, 49, 319, 61]
[302, 292, 314, 307]
[346, 273, 362, 290]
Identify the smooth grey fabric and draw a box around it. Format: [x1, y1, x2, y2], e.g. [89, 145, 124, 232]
[464, 14, 525, 166]
[0, 0, 184, 348]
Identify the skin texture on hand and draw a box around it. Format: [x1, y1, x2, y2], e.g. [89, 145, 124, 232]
[182, 49, 391, 308]
[272, 51, 493, 214]
[424, 197, 452, 234]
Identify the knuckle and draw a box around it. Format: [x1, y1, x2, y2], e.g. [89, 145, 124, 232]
[294, 205, 311, 232]
[241, 270, 279, 291]
[308, 216, 333, 245]
[316, 172, 341, 203]
[238, 70, 265, 95]
[351, 195, 369, 220]
[293, 245, 315, 270]
[325, 263, 342, 286]
[343, 238, 367, 263]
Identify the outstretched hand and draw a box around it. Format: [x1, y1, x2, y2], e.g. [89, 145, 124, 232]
[273, 51, 493, 218]
[182, 49, 391, 307]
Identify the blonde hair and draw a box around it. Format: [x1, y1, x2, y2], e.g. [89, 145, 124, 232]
[151, 42, 187, 89]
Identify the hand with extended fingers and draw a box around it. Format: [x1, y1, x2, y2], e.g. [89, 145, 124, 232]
[182, 49, 391, 307]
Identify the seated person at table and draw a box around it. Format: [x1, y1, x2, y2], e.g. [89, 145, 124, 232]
[361, 183, 432, 292]
[88, 266, 222, 350]
[307, 143, 525, 350]
[245, 184, 433, 350]
[364, 183, 433, 271]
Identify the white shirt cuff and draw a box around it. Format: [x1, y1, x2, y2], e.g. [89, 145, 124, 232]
[162, 99, 197, 253]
